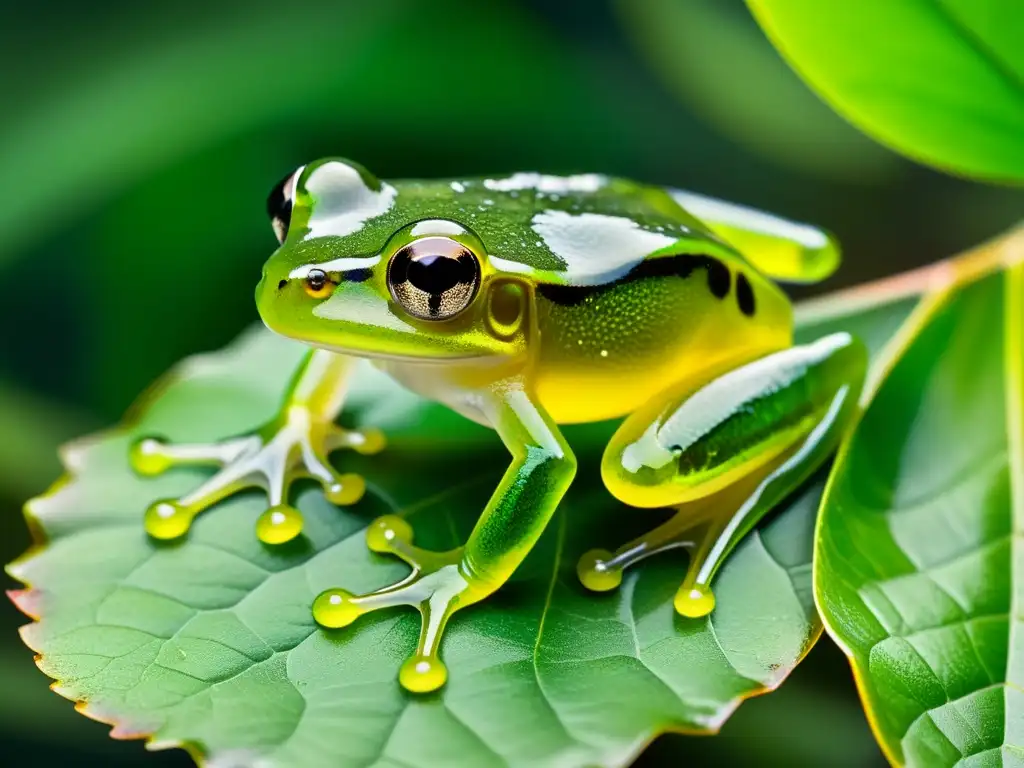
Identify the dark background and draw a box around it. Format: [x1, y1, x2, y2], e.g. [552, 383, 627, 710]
[2, 0, 1020, 765]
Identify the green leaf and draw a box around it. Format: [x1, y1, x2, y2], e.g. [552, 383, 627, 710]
[814, 229, 1024, 765]
[8, 286, 916, 766]
[615, 0, 898, 183]
[747, 0, 1024, 182]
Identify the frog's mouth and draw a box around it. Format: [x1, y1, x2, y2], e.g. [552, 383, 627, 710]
[257, 274, 515, 364]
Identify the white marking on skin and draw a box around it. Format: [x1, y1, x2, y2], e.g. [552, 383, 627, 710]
[450, 181, 466, 193]
[671, 190, 829, 250]
[483, 172, 606, 193]
[304, 161, 397, 239]
[529, 210, 678, 285]
[289, 254, 381, 279]
[621, 334, 852, 473]
[506, 390, 564, 457]
[488, 254, 534, 275]
[410, 220, 466, 237]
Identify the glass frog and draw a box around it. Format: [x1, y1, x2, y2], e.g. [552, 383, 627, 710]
[131, 158, 866, 694]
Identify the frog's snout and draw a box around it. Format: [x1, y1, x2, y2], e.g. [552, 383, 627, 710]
[255, 265, 290, 332]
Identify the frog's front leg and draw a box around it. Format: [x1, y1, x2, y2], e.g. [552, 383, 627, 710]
[312, 381, 576, 693]
[578, 332, 867, 617]
[130, 348, 384, 544]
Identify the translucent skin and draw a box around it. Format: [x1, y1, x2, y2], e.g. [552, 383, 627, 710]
[132, 158, 865, 693]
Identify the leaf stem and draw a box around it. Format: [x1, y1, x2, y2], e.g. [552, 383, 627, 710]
[795, 223, 1024, 325]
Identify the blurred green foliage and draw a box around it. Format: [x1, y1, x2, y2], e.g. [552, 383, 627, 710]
[2, 0, 1023, 765]
[749, 0, 1024, 183]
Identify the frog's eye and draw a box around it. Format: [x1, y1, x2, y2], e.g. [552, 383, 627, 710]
[267, 166, 303, 244]
[387, 237, 481, 321]
[304, 268, 337, 299]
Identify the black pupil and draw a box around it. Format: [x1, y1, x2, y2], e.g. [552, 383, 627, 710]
[308, 270, 326, 289]
[407, 253, 476, 295]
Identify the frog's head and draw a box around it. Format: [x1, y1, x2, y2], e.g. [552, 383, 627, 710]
[257, 158, 528, 364]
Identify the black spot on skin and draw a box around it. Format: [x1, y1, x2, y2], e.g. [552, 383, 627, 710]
[736, 273, 756, 316]
[277, 279, 287, 290]
[704, 259, 731, 299]
[538, 253, 732, 306]
[345, 268, 373, 283]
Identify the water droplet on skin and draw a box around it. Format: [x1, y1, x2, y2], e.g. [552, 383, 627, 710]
[256, 505, 303, 544]
[144, 500, 193, 540]
[576, 549, 622, 592]
[399, 654, 448, 693]
[313, 588, 362, 628]
[600, 350, 609, 358]
[130, 437, 170, 476]
[674, 584, 716, 618]
[324, 473, 366, 505]
[366, 514, 413, 553]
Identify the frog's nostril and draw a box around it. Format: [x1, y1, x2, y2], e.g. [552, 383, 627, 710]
[278, 279, 288, 290]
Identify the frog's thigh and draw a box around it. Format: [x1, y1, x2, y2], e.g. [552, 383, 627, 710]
[580, 332, 866, 616]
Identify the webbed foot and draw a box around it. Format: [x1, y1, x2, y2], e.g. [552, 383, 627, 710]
[578, 511, 723, 618]
[130, 405, 384, 544]
[313, 514, 482, 693]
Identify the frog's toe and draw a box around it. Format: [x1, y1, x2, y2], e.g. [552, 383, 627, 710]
[576, 549, 623, 592]
[301, 445, 367, 507]
[255, 504, 305, 544]
[144, 499, 194, 540]
[363, 514, 456, 573]
[139, 444, 259, 540]
[674, 583, 716, 618]
[365, 514, 413, 554]
[578, 512, 725, 619]
[313, 546, 468, 693]
[327, 425, 386, 456]
[130, 434, 255, 476]
[131, 416, 386, 544]
[399, 654, 448, 694]
[322, 474, 366, 505]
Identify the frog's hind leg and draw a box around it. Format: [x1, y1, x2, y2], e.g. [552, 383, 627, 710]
[130, 349, 384, 544]
[578, 332, 867, 617]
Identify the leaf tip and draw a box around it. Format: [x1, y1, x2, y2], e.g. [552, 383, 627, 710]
[7, 588, 40, 619]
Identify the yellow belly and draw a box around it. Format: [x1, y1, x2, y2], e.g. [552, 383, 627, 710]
[533, 274, 793, 424]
